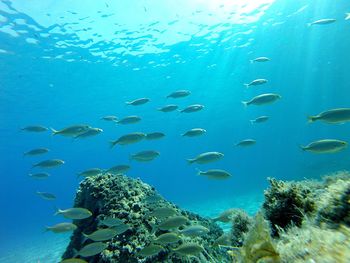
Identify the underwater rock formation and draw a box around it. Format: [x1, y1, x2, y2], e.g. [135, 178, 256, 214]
[62, 174, 229, 263]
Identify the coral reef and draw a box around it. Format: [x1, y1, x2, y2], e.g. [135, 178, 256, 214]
[62, 174, 229, 262]
[229, 209, 253, 247]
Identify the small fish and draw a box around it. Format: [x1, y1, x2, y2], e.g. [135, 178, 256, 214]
[214, 233, 231, 246]
[46, 222, 77, 233]
[61, 259, 88, 263]
[308, 18, 336, 26]
[101, 115, 118, 122]
[173, 243, 203, 256]
[144, 194, 162, 204]
[250, 57, 270, 63]
[36, 191, 56, 200]
[182, 128, 206, 137]
[244, 79, 268, 87]
[106, 165, 130, 175]
[50, 125, 91, 137]
[213, 209, 235, 222]
[236, 139, 256, 147]
[29, 172, 50, 179]
[180, 225, 209, 237]
[154, 232, 181, 245]
[77, 168, 103, 178]
[157, 104, 178, 112]
[83, 228, 118, 241]
[32, 159, 65, 168]
[301, 139, 348, 154]
[197, 169, 231, 180]
[117, 116, 141, 125]
[61, 258, 88, 263]
[308, 108, 350, 124]
[126, 98, 150, 106]
[166, 90, 191, 98]
[145, 132, 165, 140]
[158, 216, 188, 230]
[55, 207, 92, 220]
[250, 116, 269, 124]
[187, 152, 224, 164]
[112, 222, 130, 234]
[137, 244, 163, 257]
[74, 242, 107, 257]
[74, 128, 103, 139]
[24, 148, 50, 156]
[110, 132, 146, 147]
[149, 207, 176, 219]
[21, 125, 48, 132]
[242, 93, 281, 106]
[130, 150, 160, 162]
[180, 104, 204, 113]
[100, 217, 124, 227]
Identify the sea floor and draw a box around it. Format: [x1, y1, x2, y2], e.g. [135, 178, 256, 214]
[0, 193, 263, 263]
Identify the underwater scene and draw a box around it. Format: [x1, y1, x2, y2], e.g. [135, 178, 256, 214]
[1, 0, 350, 262]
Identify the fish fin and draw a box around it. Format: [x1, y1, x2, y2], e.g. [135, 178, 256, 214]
[186, 159, 195, 164]
[307, 116, 317, 123]
[49, 127, 58, 136]
[242, 101, 248, 107]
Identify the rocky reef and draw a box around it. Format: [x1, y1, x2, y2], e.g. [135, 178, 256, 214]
[62, 174, 230, 262]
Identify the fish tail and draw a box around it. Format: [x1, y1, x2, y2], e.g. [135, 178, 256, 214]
[242, 101, 248, 107]
[53, 206, 61, 216]
[125, 101, 131, 105]
[300, 145, 307, 151]
[73, 249, 79, 258]
[195, 168, 202, 175]
[43, 227, 50, 233]
[49, 127, 58, 136]
[307, 23, 312, 27]
[244, 83, 249, 88]
[109, 141, 116, 148]
[307, 116, 317, 123]
[186, 159, 195, 164]
[249, 60, 254, 63]
[250, 120, 255, 124]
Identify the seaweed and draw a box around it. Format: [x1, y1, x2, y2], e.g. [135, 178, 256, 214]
[230, 209, 253, 247]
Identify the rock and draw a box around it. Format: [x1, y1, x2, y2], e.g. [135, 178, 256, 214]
[62, 174, 229, 262]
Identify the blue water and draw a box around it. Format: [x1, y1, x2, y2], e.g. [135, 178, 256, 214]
[1, 0, 350, 261]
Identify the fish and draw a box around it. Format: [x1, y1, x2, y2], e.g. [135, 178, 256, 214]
[112, 222, 130, 234]
[61, 258, 88, 263]
[83, 228, 118, 241]
[301, 139, 348, 154]
[77, 168, 103, 178]
[74, 242, 107, 257]
[214, 233, 231, 246]
[74, 128, 103, 139]
[101, 115, 118, 122]
[144, 194, 162, 204]
[46, 222, 77, 233]
[145, 132, 165, 140]
[32, 159, 65, 168]
[23, 148, 50, 156]
[308, 108, 350, 124]
[130, 150, 160, 162]
[197, 169, 231, 180]
[182, 128, 206, 137]
[158, 216, 188, 230]
[137, 244, 163, 257]
[187, 151, 224, 164]
[36, 191, 56, 200]
[149, 207, 177, 219]
[173, 243, 203, 256]
[250, 116, 269, 124]
[242, 93, 281, 106]
[244, 78, 268, 87]
[21, 125, 48, 132]
[250, 57, 270, 63]
[180, 104, 204, 113]
[50, 124, 91, 137]
[157, 104, 178, 112]
[236, 139, 256, 147]
[29, 172, 50, 179]
[308, 18, 336, 26]
[126, 98, 150, 106]
[213, 209, 235, 222]
[153, 232, 181, 244]
[166, 90, 191, 98]
[106, 165, 130, 175]
[55, 207, 92, 220]
[110, 132, 146, 147]
[116, 116, 141, 125]
[100, 217, 124, 227]
[179, 225, 209, 237]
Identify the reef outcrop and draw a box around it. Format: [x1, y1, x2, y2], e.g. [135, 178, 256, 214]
[62, 174, 230, 263]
